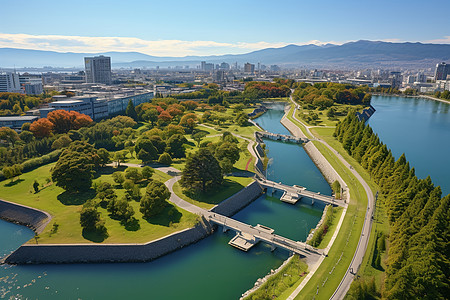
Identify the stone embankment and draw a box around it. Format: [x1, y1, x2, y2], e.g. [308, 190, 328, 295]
[0, 199, 52, 234]
[5, 222, 213, 264]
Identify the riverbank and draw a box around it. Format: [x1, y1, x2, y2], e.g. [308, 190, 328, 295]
[372, 93, 450, 104]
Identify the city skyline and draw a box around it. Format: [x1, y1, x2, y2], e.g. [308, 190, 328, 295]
[1, 0, 450, 56]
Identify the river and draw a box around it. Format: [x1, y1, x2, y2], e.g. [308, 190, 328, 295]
[369, 95, 450, 195]
[0, 104, 327, 299]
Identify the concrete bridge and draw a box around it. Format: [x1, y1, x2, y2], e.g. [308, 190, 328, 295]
[257, 179, 346, 207]
[256, 131, 309, 144]
[205, 211, 322, 261]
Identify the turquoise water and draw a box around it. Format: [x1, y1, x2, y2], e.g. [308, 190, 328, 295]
[369, 96, 450, 195]
[0, 103, 326, 299]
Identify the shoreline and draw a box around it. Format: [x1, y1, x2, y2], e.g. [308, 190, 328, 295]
[372, 93, 450, 104]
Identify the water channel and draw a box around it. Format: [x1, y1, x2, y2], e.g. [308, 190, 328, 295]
[0, 104, 327, 299]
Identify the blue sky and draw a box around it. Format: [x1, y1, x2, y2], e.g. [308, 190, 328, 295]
[1, 0, 449, 56]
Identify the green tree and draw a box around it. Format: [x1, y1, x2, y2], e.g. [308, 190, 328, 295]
[140, 180, 171, 218]
[143, 108, 158, 126]
[158, 152, 173, 165]
[141, 166, 154, 181]
[0, 127, 19, 147]
[166, 134, 187, 158]
[33, 180, 39, 193]
[19, 130, 34, 143]
[97, 148, 111, 167]
[51, 141, 98, 193]
[124, 167, 143, 183]
[95, 182, 117, 206]
[192, 131, 207, 147]
[80, 204, 107, 235]
[112, 171, 125, 186]
[113, 150, 128, 167]
[235, 112, 249, 126]
[125, 100, 138, 120]
[51, 135, 72, 149]
[181, 148, 223, 192]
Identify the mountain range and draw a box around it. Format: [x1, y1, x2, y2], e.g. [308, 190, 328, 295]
[1, 40, 449, 69]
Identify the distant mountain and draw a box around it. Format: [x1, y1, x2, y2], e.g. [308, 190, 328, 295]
[1, 40, 450, 69]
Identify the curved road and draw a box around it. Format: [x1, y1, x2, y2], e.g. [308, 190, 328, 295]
[288, 95, 375, 299]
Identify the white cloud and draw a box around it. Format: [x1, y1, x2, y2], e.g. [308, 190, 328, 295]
[0, 33, 346, 56]
[424, 36, 450, 44]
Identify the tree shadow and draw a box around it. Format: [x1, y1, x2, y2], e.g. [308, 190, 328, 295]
[57, 189, 96, 206]
[94, 166, 126, 179]
[4, 179, 25, 187]
[82, 228, 108, 243]
[122, 217, 141, 231]
[145, 203, 182, 227]
[182, 179, 244, 205]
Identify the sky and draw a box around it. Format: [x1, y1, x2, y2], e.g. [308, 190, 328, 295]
[1, 0, 450, 56]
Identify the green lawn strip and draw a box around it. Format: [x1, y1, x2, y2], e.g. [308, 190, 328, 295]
[291, 140, 368, 299]
[316, 207, 344, 249]
[294, 103, 364, 127]
[312, 127, 390, 292]
[172, 176, 254, 210]
[0, 163, 198, 244]
[244, 255, 308, 300]
[286, 106, 312, 139]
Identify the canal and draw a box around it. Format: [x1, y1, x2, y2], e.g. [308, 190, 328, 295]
[0, 103, 327, 299]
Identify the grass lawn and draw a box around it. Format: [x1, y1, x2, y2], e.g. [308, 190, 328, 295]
[172, 176, 254, 210]
[245, 255, 308, 300]
[281, 108, 380, 299]
[295, 103, 365, 127]
[0, 163, 198, 244]
[316, 206, 344, 249]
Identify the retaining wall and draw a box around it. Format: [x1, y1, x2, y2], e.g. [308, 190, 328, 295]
[211, 181, 264, 216]
[5, 222, 212, 264]
[0, 199, 52, 234]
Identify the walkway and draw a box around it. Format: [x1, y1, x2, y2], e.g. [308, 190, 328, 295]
[258, 179, 346, 208]
[286, 94, 375, 300]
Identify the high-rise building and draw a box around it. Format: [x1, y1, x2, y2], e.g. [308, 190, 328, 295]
[200, 61, 214, 71]
[84, 55, 112, 84]
[435, 62, 450, 80]
[244, 63, 255, 74]
[19, 75, 43, 95]
[0, 72, 23, 93]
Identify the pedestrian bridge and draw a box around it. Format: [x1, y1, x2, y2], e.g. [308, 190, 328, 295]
[205, 211, 321, 259]
[257, 179, 346, 207]
[256, 131, 309, 144]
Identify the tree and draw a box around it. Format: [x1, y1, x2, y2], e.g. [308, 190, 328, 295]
[19, 130, 34, 143]
[51, 135, 72, 149]
[51, 141, 98, 193]
[124, 167, 143, 183]
[108, 198, 135, 221]
[47, 110, 92, 134]
[126, 100, 138, 121]
[192, 131, 207, 147]
[143, 108, 158, 126]
[97, 148, 111, 167]
[113, 150, 128, 167]
[166, 134, 187, 158]
[235, 112, 249, 126]
[80, 204, 107, 235]
[158, 152, 172, 165]
[214, 142, 240, 165]
[181, 148, 223, 192]
[30, 118, 54, 138]
[140, 180, 171, 218]
[112, 171, 125, 186]
[141, 166, 154, 181]
[95, 182, 117, 206]
[33, 180, 39, 193]
[3, 164, 22, 182]
[0, 127, 19, 146]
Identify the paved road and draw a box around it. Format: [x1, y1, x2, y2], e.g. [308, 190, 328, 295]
[288, 95, 375, 299]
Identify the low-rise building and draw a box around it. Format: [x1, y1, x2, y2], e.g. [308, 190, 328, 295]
[0, 116, 39, 129]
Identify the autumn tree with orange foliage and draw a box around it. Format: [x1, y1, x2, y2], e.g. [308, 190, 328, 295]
[30, 118, 54, 138]
[47, 110, 93, 134]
